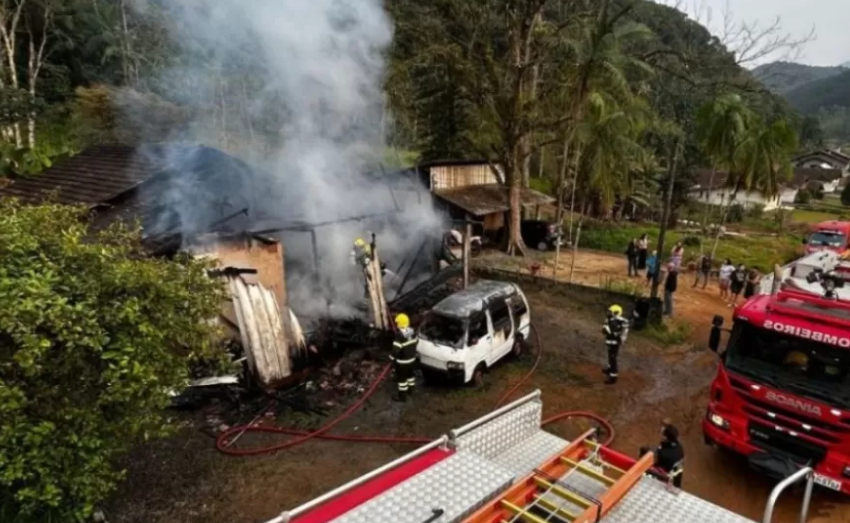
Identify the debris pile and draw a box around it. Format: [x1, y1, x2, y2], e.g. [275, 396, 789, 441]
[313, 349, 386, 399]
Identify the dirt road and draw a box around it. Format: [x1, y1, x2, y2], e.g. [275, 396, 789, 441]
[104, 256, 850, 523]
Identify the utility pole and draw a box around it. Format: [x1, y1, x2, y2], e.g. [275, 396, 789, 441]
[651, 139, 682, 300]
[462, 217, 472, 289]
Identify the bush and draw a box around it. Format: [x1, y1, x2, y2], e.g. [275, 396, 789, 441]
[682, 235, 701, 247]
[796, 189, 812, 204]
[727, 203, 745, 223]
[0, 200, 225, 522]
[746, 203, 765, 219]
[841, 182, 850, 207]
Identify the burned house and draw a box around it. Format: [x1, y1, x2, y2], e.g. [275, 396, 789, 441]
[0, 143, 444, 314]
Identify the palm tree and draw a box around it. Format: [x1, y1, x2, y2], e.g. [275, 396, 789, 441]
[735, 117, 798, 207]
[566, 90, 649, 281]
[695, 94, 753, 257]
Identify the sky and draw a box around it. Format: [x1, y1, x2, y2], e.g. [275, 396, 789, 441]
[659, 0, 850, 67]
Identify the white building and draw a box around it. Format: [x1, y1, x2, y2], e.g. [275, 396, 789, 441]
[688, 170, 799, 211]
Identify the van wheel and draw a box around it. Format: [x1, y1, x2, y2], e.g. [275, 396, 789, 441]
[512, 335, 525, 358]
[536, 241, 549, 252]
[471, 365, 486, 387]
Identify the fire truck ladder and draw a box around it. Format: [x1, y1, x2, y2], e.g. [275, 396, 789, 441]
[462, 430, 655, 523]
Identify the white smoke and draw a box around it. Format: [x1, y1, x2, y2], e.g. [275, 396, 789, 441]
[129, 0, 443, 319]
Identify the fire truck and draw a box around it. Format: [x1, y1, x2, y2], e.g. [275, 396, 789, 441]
[705, 249, 850, 494]
[265, 392, 812, 523]
[803, 220, 850, 255]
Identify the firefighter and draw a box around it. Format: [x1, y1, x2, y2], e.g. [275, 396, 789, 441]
[391, 313, 418, 402]
[352, 238, 372, 268]
[602, 304, 629, 385]
[641, 421, 685, 489]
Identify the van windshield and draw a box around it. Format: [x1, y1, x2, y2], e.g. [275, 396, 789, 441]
[420, 313, 466, 349]
[725, 322, 850, 409]
[809, 231, 846, 248]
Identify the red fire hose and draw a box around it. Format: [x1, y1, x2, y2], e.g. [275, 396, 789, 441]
[216, 324, 616, 456]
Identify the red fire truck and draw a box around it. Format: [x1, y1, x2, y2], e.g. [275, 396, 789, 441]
[804, 220, 850, 255]
[704, 250, 850, 494]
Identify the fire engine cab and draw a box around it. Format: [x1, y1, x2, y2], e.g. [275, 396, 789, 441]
[706, 250, 850, 494]
[804, 220, 850, 255]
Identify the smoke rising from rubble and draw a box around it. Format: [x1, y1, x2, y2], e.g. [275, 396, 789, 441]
[130, 0, 443, 318]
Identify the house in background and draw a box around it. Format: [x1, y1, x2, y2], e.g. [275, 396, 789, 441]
[793, 149, 850, 174]
[686, 166, 846, 211]
[416, 160, 555, 234]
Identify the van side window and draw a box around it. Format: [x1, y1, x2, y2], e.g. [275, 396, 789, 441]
[511, 297, 528, 317]
[490, 301, 511, 331]
[468, 313, 488, 344]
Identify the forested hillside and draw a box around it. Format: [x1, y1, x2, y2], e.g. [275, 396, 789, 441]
[785, 69, 850, 114]
[752, 61, 847, 94]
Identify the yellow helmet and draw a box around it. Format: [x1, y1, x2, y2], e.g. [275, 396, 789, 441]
[354, 238, 366, 248]
[608, 304, 623, 316]
[395, 313, 410, 329]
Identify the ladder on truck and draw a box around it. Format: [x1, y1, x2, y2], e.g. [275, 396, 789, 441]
[461, 430, 656, 523]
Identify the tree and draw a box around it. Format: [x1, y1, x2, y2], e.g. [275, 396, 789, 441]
[799, 115, 825, 151]
[695, 94, 752, 256]
[0, 200, 225, 522]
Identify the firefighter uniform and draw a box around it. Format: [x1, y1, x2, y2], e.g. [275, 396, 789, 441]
[391, 314, 418, 402]
[602, 304, 629, 385]
[352, 238, 372, 269]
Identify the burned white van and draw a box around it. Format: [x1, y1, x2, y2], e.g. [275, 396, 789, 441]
[417, 280, 531, 385]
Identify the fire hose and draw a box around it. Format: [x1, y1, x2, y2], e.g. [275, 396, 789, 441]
[216, 324, 616, 456]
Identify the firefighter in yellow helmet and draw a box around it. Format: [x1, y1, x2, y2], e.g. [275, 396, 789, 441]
[352, 238, 372, 268]
[391, 313, 418, 402]
[602, 304, 629, 385]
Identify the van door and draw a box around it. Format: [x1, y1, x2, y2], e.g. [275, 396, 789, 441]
[466, 312, 491, 379]
[487, 299, 515, 364]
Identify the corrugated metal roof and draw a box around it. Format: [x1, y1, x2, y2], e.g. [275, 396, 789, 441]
[434, 184, 555, 216]
[0, 144, 195, 204]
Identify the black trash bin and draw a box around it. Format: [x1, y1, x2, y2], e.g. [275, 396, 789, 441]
[632, 298, 651, 331]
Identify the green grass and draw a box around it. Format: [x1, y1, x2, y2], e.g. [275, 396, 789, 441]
[643, 320, 691, 346]
[599, 276, 646, 297]
[579, 221, 801, 272]
[791, 209, 843, 224]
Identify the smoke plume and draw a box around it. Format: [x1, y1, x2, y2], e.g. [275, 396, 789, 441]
[127, 0, 442, 319]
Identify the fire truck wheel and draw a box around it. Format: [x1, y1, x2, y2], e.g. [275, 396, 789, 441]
[471, 364, 486, 387]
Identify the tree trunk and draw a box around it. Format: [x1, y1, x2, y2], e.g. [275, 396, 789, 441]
[119, 0, 132, 84]
[699, 168, 715, 255]
[710, 191, 736, 259]
[507, 178, 527, 256]
[568, 199, 587, 284]
[552, 137, 571, 278]
[651, 139, 681, 299]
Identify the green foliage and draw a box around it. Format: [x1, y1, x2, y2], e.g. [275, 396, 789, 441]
[746, 204, 766, 219]
[785, 69, 850, 115]
[0, 200, 225, 522]
[599, 276, 645, 297]
[796, 189, 812, 204]
[752, 61, 847, 95]
[643, 320, 691, 346]
[682, 235, 701, 247]
[842, 182, 850, 207]
[726, 204, 745, 224]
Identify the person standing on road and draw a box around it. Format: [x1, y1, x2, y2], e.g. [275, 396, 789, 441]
[640, 421, 685, 489]
[728, 264, 747, 308]
[718, 259, 734, 300]
[670, 242, 684, 271]
[692, 254, 712, 289]
[637, 234, 649, 271]
[744, 268, 762, 300]
[390, 313, 418, 403]
[663, 263, 678, 316]
[645, 250, 658, 287]
[626, 238, 639, 277]
[602, 304, 629, 385]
